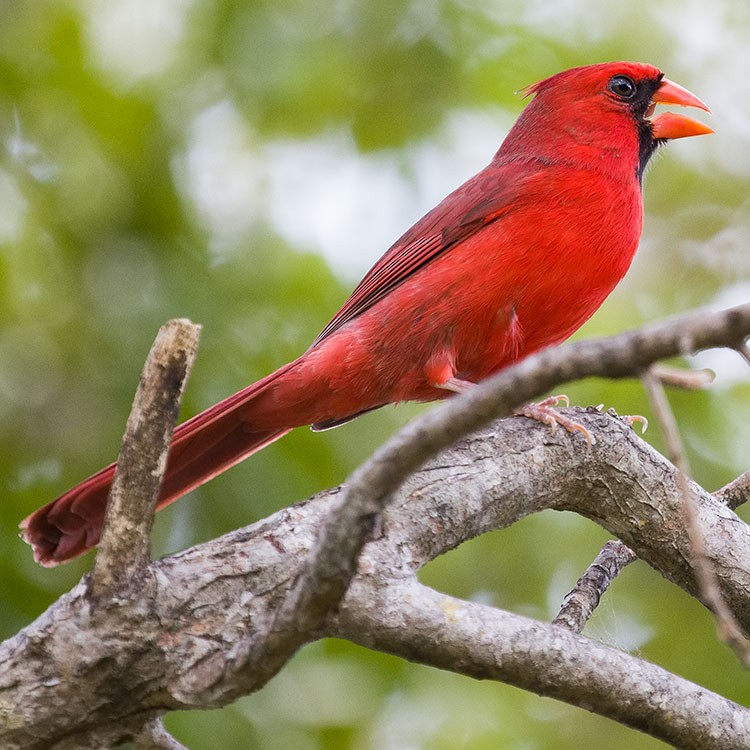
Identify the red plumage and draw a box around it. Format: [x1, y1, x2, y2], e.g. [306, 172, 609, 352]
[21, 61, 711, 565]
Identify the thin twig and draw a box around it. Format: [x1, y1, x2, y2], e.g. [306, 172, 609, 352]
[553, 541, 637, 632]
[90, 319, 201, 599]
[641, 367, 693, 474]
[736, 342, 750, 367]
[650, 363, 715, 390]
[642, 368, 750, 667]
[134, 718, 190, 750]
[714, 471, 750, 510]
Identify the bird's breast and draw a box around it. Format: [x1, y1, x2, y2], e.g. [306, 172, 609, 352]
[303, 165, 644, 409]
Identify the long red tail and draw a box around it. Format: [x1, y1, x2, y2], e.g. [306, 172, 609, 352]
[21, 362, 301, 566]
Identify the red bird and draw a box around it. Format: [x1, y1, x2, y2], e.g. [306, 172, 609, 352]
[22, 62, 712, 566]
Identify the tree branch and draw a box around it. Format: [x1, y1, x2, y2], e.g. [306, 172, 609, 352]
[90, 319, 201, 599]
[338, 579, 750, 750]
[211, 303, 750, 702]
[716, 471, 750, 510]
[552, 540, 637, 632]
[343, 303, 750, 522]
[134, 719, 190, 750]
[3, 412, 749, 748]
[2, 304, 750, 748]
[643, 367, 750, 665]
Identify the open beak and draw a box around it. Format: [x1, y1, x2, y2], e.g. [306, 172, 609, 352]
[649, 78, 713, 139]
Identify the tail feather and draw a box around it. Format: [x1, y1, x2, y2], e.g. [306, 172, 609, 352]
[21, 363, 299, 566]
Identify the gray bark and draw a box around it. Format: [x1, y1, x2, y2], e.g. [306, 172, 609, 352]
[2, 304, 750, 749]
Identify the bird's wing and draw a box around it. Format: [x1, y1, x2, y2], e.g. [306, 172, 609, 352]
[312, 163, 533, 348]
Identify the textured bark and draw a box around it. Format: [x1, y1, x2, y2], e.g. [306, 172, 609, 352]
[2, 304, 750, 749]
[2, 414, 750, 749]
[91, 319, 200, 597]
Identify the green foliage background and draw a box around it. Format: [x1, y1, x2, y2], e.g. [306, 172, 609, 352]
[1, 1, 748, 748]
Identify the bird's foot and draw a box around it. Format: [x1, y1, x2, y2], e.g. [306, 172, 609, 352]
[621, 414, 649, 433]
[593, 404, 649, 434]
[516, 395, 593, 445]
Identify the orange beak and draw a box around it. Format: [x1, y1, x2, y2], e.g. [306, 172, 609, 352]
[649, 78, 713, 139]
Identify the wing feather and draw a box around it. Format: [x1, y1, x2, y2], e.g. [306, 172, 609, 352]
[312, 164, 532, 348]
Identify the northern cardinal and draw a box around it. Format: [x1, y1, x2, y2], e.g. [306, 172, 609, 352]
[22, 62, 712, 565]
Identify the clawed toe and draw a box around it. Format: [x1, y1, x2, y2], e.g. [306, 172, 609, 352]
[516, 395, 594, 445]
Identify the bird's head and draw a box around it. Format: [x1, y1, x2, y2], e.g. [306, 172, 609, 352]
[501, 61, 712, 180]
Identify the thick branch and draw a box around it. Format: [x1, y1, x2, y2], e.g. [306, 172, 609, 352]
[2, 304, 749, 747]
[2, 413, 749, 748]
[334, 303, 750, 538]
[337, 580, 750, 750]
[244, 303, 750, 685]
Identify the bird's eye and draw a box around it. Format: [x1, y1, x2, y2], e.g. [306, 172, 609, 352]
[608, 75, 637, 100]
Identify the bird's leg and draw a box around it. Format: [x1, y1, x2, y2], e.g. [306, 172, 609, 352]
[434, 377, 476, 394]
[435, 378, 592, 444]
[516, 395, 593, 444]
